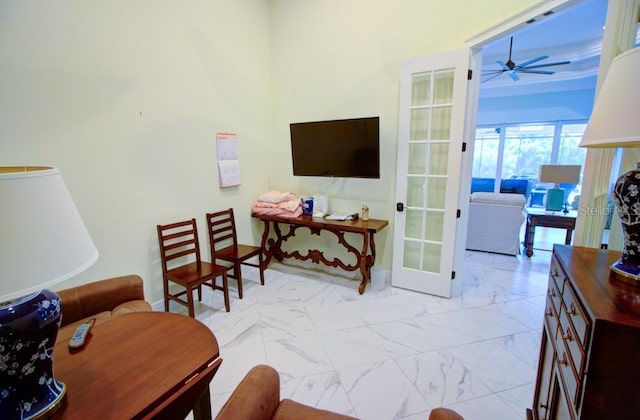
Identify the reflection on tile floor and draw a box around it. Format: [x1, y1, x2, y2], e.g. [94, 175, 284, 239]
[172, 249, 553, 420]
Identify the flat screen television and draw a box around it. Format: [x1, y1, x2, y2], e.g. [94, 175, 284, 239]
[290, 117, 380, 179]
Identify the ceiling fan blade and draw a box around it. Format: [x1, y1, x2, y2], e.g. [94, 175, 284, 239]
[482, 72, 506, 83]
[507, 71, 520, 81]
[519, 69, 556, 75]
[522, 60, 571, 70]
[515, 55, 549, 69]
[496, 60, 511, 71]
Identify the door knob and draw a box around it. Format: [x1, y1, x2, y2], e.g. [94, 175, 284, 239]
[396, 202, 404, 212]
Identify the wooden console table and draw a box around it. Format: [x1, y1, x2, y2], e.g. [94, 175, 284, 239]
[252, 213, 388, 294]
[524, 208, 576, 257]
[53, 312, 221, 419]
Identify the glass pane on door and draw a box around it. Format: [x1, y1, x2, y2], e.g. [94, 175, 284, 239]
[393, 47, 469, 297]
[404, 69, 454, 274]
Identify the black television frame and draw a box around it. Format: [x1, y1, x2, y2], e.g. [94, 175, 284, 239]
[290, 116, 380, 179]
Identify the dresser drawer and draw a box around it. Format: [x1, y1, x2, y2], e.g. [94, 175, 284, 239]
[561, 280, 590, 347]
[555, 334, 580, 405]
[549, 256, 565, 293]
[558, 303, 585, 379]
[544, 295, 559, 340]
[547, 276, 562, 319]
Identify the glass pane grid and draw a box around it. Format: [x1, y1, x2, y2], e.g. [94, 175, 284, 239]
[408, 140, 451, 145]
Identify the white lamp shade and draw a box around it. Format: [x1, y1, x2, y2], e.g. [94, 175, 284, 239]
[0, 166, 98, 302]
[580, 47, 640, 148]
[539, 165, 581, 184]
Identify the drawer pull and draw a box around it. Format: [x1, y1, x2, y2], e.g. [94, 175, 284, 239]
[558, 355, 569, 366]
[546, 309, 553, 317]
[567, 303, 577, 316]
[548, 288, 556, 298]
[562, 328, 573, 342]
[551, 267, 559, 278]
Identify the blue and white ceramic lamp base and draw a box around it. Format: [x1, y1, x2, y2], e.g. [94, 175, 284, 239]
[611, 166, 640, 286]
[0, 289, 66, 420]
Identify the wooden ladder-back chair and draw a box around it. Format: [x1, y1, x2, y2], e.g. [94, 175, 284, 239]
[157, 218, 230, 317]
[206, 208, 265, 299]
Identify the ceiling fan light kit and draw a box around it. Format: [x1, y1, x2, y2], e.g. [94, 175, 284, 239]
[482, 36, 571, 83]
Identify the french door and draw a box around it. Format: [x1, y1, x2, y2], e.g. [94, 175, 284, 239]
[392, 48, 471, 297]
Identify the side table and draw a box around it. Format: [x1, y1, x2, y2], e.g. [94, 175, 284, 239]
[523, 208, 576, 257]
[52, 312, 220, 419]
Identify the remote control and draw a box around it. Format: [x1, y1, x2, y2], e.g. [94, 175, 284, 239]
[68, 318, 95, 350]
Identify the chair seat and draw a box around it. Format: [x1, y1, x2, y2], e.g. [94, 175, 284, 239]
[167, 262, 227, 286]
[216, 245, 261, 261]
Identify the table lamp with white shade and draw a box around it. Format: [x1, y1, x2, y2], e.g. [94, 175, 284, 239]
[0, 166, 98, 419]
[579, 47, 640, 285]
[538, 164, 581, 212]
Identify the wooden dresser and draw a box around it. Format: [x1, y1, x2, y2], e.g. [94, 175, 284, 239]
[529, 245, 640, 419]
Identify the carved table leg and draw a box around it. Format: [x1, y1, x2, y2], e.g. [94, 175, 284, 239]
[565, 229, 573, 245]
[358, 232, 371, 295]
[526, 217, 536, 257]
[259, 220, 273, 267]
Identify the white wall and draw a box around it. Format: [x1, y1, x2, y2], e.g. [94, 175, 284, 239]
[267, 0, 540, 269]
[1, 0, 540, 302]
[0, 1, 272, 302]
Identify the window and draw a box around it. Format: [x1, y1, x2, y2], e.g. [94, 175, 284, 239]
[472, 121, 587, 207]
[502, 125, 555, 179]
[473, 128, 500, 178]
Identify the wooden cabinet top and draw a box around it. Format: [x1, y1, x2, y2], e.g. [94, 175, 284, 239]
[554, 245, 640, 330]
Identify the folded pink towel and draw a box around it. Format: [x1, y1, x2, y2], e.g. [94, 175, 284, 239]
[257, 190, 297, 204]
[252, 203, 303, 218]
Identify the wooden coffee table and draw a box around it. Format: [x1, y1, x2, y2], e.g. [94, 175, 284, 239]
[524, 208, 577, 257]
[52, 312, 220, 419]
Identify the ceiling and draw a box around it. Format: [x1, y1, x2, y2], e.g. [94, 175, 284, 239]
[479, 0, 608, 97]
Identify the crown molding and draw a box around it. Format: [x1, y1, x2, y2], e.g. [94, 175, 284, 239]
[466, 0, 583, 48]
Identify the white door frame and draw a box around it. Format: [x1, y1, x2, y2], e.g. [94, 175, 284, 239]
[453, 0, 591, 293]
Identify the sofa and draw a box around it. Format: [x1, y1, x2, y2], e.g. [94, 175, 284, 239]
[216, 364, 465, 420]
[470, 177, 532, 200]
[55, 274, 152, 343]
[465, 192, 526, 255]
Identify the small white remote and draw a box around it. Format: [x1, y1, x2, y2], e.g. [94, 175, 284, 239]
[68, 318, 95, 350]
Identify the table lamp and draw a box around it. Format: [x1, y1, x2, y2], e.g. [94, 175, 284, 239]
[579, 47, 640, 285]
[538, 164, 581, 212]
[0, 166, 98, 419]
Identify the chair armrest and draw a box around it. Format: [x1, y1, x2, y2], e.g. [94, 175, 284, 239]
[57, 275, 147, 327]
[216, 365, 280, 420]
[429, 408, 464, 420]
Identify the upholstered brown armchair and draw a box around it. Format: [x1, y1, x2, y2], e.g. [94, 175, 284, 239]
[56, 274, 152, 343]
[216, 364, 464, 420]
[429, 407, 464, 420]
[216, 364, 356, 420]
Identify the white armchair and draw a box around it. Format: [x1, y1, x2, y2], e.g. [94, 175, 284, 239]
[465, 192, 526, 255]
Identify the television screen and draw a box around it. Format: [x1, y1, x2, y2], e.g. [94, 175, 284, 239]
[290, 117, 380, 179]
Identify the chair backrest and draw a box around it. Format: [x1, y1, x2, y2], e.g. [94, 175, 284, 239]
[156, 218, 202, 274]
[206, 208, 238, 255]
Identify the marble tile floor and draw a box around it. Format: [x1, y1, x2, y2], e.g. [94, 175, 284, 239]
[171, 249, 554, 420]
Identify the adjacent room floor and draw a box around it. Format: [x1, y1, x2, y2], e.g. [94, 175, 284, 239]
[169, 235, 561, 420]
